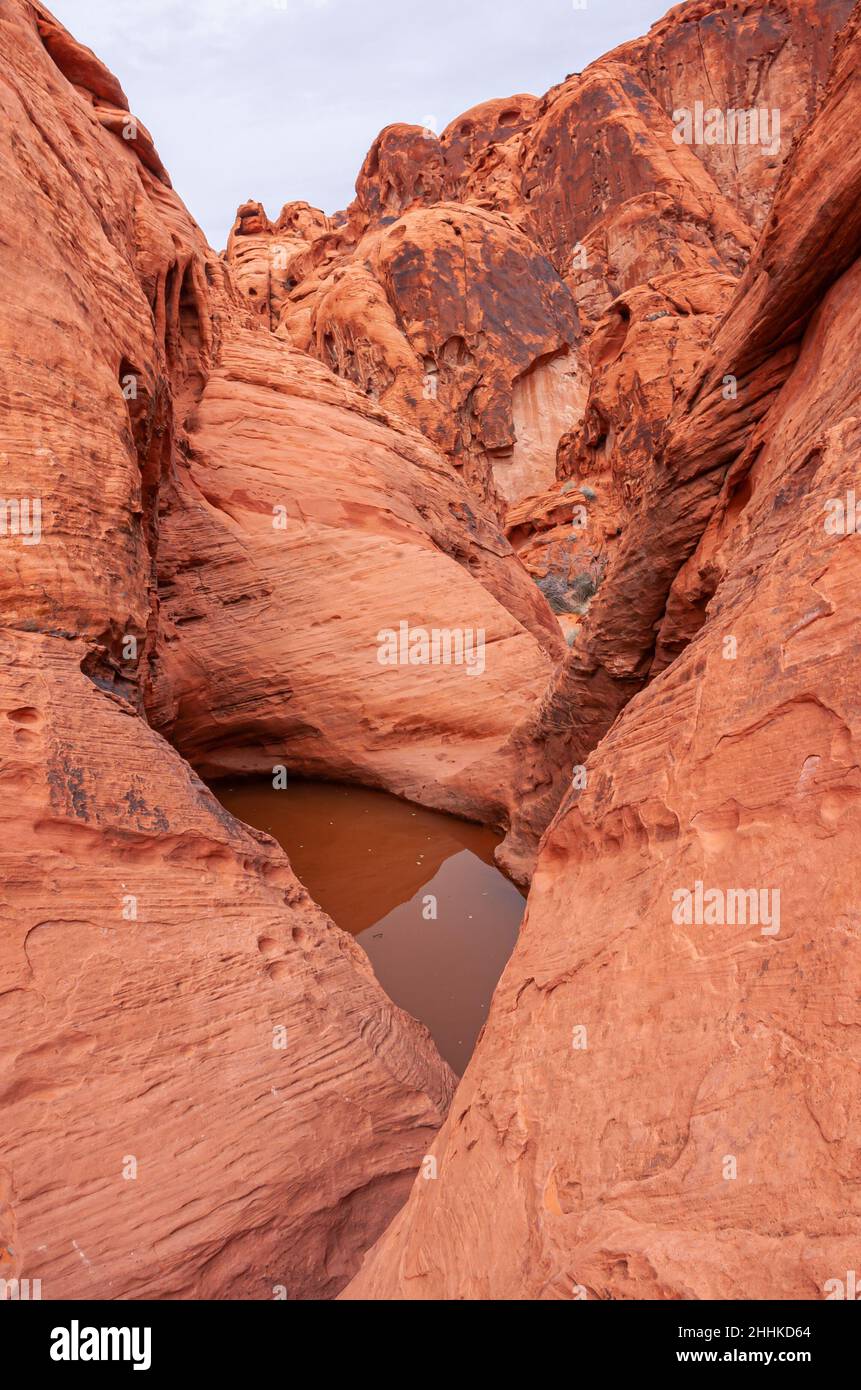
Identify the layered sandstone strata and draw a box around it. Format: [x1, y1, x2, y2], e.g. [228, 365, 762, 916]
[0, 629, 454, 1299]
[3, 0, 860, 1306]
[226, 0, 851, 523]
[344, 5, 861, 1300]
[0, 0, 555, 1298]
[147, 326, 562, 821]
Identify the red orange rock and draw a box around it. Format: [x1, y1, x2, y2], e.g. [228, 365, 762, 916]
[4, 0, 861, 1307]
[0, 629, 454, 1299]
[345, 3, 861, 1300]
[226, 0, 849, 521]
[147, 326, 562, 820]
[1, 0, 524, 1300]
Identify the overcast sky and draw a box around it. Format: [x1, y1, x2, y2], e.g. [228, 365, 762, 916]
[50, 0, 668, 249]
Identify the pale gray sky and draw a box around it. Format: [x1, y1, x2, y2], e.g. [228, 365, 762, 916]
[49, 0, 669, 250]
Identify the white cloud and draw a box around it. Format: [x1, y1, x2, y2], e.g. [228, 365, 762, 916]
[49, 0, 667, 249]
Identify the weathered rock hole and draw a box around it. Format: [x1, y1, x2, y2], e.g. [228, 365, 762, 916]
[6, 707, 40, 725]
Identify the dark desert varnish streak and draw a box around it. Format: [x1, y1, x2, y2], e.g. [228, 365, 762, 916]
[213, 779, 525, 1073]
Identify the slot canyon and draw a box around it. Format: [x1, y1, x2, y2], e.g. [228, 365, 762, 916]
[1, 0, 860, 1310]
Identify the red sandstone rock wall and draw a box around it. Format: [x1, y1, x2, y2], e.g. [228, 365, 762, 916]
[0, 629, 454, 1299]
[1, 0, 557, 1298]
[146, 327, 562, 822]
[3, 0, 860, 1305]
[606, 0, 853, 227]
[344, 5, 861, 1300]
[228, 191, 586, 509]
[226, 0, 851, 528]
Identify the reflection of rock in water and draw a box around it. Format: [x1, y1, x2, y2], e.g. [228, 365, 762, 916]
[213, 778, 502, 934]
[213, 779, 525, 1072]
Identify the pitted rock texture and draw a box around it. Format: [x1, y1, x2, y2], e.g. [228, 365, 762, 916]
[230, 197, 584, 509]
[605, 0, 854, 228]
[343, 4, 861, 1300]
[496, 0, 861, 879]
[226, 0, 850, 518]
[505, 269, 737, 647]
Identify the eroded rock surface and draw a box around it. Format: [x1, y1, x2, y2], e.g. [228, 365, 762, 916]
[147, 327, 561, 819]
[231, 196, 584, 508]
[4, 0, 861, 1306]
[344, 5, 861, 1300]
[0, 630, 454, 1299]
[2, 0, 556, 1299]
[226, 0, 850, 524]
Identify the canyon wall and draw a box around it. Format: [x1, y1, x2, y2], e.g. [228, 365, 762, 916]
[344, 5, 861, 1299]
[0, 0, 559, 1298]
[3, 0, 860, 1304]
[226, 0, 853, 778]
[146, 329, 562, 823]
[226, 0, 850, 525]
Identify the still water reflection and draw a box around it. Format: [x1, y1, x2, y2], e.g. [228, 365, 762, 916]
[213, 779, 525, 1073]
